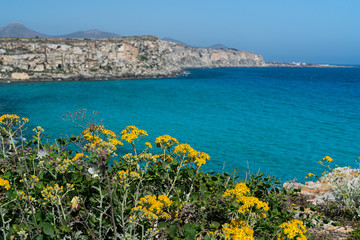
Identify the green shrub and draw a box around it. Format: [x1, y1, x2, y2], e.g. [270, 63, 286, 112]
[351, 228, 360, 239]
[0, 111, 308, 239]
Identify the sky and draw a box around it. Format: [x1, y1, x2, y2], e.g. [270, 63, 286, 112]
[1, 0, 359, 65]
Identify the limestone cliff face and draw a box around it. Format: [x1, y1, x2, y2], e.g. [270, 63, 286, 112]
[0, 36, 264, 81]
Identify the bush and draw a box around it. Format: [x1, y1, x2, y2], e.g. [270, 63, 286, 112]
[0, 111, 308, 239]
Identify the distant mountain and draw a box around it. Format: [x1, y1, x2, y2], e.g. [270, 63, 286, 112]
[55, 30, 120, 39]
[0, 22, 50, 38]
[0, 22, 120, 39]
[162, 37, 189, 46]
[207, 43, 230, 49]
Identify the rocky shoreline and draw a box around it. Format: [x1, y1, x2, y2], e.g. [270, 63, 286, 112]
[0, 36, 264, 82]
[0, 36, 349, 83]
[284, 167, 360, 239]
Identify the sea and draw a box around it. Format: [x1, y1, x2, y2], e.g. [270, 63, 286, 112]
[1, 67, 360, 182]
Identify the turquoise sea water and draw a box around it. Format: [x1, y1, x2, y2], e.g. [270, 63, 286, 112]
[1, 67, 360, 182]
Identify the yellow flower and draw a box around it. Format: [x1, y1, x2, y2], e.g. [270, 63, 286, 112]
[223, 183, 250, 199]
[0, 114, 20, 123]
[16, 190, 36, 202]
[155, 135, 178, 149]
[222, 220, 254, 240]
[117, 170, 140, 183]
[0, 177, 10, 190]
[145, 142, 152, 148]
[173, 143, 210, 167]
[305, 173, 315, 179]
[82, 125, 123, 155]
[121, 126, 148, 144]
[223, 183, 269, 217]
[278, 219, 307, 240]
[131, 195, 174, 220]
[325, 156, 333, 162]
[33, 126, 45, 133]
[72, 152, 85, 162]
[41, 184, 69, 205]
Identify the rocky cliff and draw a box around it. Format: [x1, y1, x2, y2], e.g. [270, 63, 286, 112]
[0, 36, 264, 81]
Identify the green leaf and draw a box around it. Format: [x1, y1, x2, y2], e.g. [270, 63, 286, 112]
[158, 221, 167, 229]
[42, 222, 55, 237]
[169, 225, 177, 238]
[185, 228, 196, 240]
[209, 221, 220, 229]
[36, 235, 44, 240]
[184, 223, 192, 231]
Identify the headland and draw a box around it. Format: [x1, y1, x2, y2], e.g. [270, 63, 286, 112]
[0, 36, 347, 82]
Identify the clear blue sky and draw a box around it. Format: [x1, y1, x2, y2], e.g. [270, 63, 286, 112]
[1, 0, 359, 64]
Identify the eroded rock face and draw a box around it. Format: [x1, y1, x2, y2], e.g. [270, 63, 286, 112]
[0, 36, 264, 81]
[11, 72, 29, 80]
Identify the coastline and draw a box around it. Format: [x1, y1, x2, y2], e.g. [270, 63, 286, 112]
[0, 37, 355, 83]
[0, 70, 186, 83]
[0, 64, 355, 84]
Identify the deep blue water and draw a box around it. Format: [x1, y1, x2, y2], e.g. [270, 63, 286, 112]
[1, 67, 360, 182]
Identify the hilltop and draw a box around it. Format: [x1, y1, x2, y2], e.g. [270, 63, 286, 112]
[0, 22, 120, 39]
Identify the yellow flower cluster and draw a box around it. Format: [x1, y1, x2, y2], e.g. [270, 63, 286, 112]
[222, 219, 254, 240]
[52, 157, 74, 174]
[82, 125, 123, 155]
[0, 177, 10, 190]
[305, 173, 315, 179]
[278, 219, 307, 240]
[205, 231, 222, 238]
[132, 195, 173, 220]
[32, 126, 45, 133]
[0, 114, 29, 131]
[223, 183, 250, 200]
[16, 190, 36, 202]
[155, 135, 179, 149]
[138, 152, 157, 162]
[153, 154, 174, 163]
[117, 170, 140, 183]
[0, 114, 20, 123]
[223, 183, 269, 216]
[174, 143, 197, 157]
[0, 114, 29, 125]
[41, 184, 67, 205]
[237, 196, 269, 215]
[66, 183, 75, 190]
[323, 156, 333, 162]
[319, 156, 333, 164]
[145, 142, 152, 148]
[121, 126, 148, 144]
[173, 143, 210, 167]
[195, 151, 210, 167]
[20, 174, 39, 189]
[72, 152, 85, 162]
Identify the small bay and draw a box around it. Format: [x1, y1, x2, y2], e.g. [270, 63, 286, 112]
[1, 67, 360, 182]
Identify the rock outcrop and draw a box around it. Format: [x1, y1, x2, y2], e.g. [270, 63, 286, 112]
[0, 36, 264, 81]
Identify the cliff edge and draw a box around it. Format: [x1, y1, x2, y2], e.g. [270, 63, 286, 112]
[0, 36, 264, 81]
